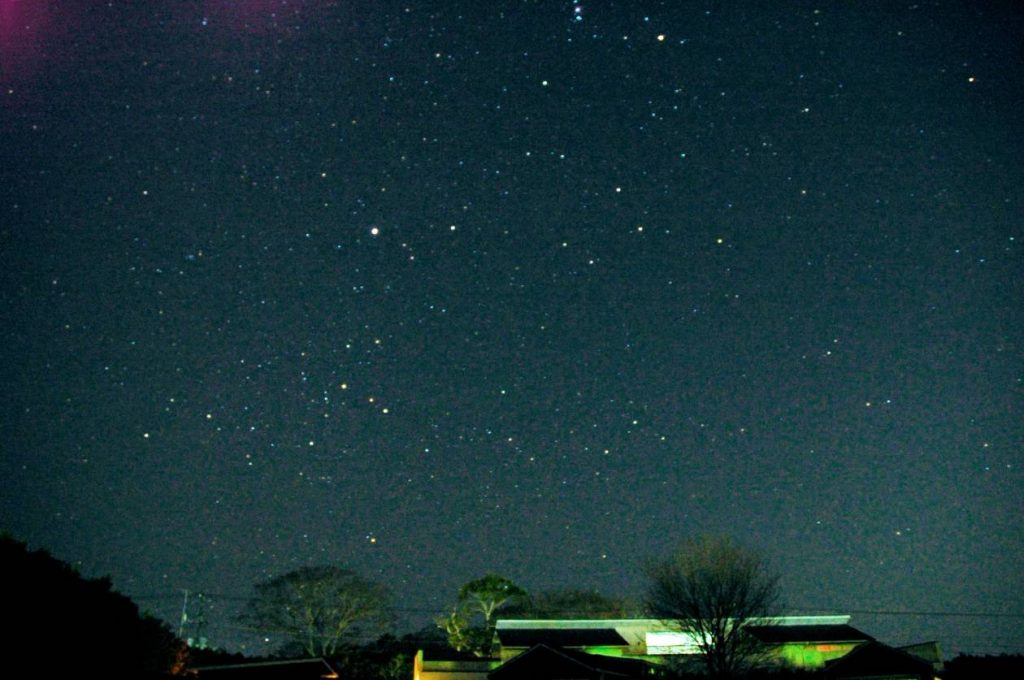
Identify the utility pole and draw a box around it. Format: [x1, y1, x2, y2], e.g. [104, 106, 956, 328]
[178, 589, 209, 648]
[192, 593, 209, 649]
[177, 589, 190, 639]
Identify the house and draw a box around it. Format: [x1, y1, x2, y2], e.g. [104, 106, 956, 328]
[746, 621, 874, 669]
[488, 644, 657, 680]
[417, 616, 942, 680]
[495, 615, 874, 670]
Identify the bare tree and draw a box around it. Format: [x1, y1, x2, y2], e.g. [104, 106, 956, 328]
[239, 566, 391, 657]
[644, 536, 781, 678]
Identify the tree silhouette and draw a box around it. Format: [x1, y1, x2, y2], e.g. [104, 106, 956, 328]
[239, 565, 392, 657]
[1, 534, 185, 675]
[438, 574, 527, 657]
[644, 536, 781, 679]
[503, 588, 636, 619]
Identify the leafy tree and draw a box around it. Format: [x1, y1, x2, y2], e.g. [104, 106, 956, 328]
[644, 536, 781, 679]
[239, 565, 392, 657]
[438, 574, 527, 657]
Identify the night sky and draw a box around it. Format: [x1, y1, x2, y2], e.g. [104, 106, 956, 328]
[2, 0, 1021, 656]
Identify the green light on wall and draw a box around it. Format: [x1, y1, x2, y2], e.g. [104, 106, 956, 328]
[775, 642, 859, 669]
[581, 646, 626, 657]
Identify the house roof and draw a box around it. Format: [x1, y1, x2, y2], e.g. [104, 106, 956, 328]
[823, 641, 934, 679]
[195, 658, 338, 680]
[488, 644, 655, 680]
[496, 627, 629, 648]
[747, 624, 874, 644]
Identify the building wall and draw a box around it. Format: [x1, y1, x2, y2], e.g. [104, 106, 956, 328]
[413, 650, 499, 680]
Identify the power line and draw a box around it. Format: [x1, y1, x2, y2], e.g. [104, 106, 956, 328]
[788, 606, 1024, 619]
[135, 591, 1024, 620]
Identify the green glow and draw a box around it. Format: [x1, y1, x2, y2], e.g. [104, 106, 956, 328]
[422, 660, 501, 670]
[580, 646, 626, 657]
[774, 642, 861, 668]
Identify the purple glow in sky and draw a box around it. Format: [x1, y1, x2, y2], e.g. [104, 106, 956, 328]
[1, 0, 54, 79]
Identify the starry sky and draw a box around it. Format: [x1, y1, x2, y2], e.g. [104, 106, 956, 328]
[2, 0, 1021, 656]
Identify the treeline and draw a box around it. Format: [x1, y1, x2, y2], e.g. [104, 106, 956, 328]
[4, 534, 1022, 679]
[1, 534, 185, 676]
[942, 653, 1024, 678]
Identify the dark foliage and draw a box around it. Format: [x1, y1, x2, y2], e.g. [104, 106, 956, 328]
[238, 565, 392, 657]
[329, 634, 414, 680]
[943, 653, 1024, 679]
[502, 588, 638, 619]
[186, 646, 251, 668]
[1, 534, 185, 675]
